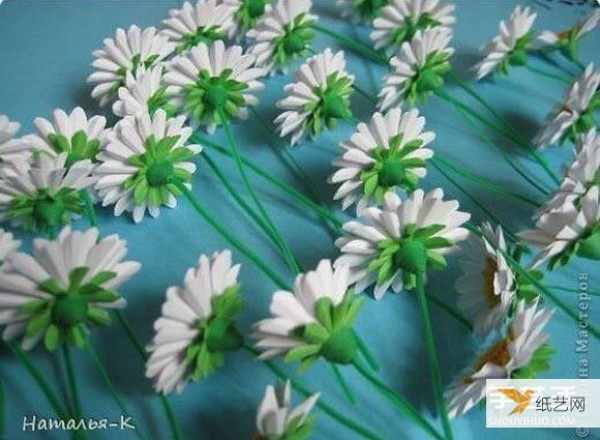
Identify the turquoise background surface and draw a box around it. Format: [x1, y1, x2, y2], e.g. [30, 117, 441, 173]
[0, 0, 598, 439]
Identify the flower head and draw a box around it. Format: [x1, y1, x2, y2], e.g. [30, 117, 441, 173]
[0, 115, 35, 163]
[254, 260, 365, 369]
[162, 0, 236, 54]
[538, 9, 600, 61]
[275, 49, 355, 146]
[371, 0, 456, 54]
[473, 6, 537, 80]
[88, 25, 175, 107]
[329, 108, 434, 211]
[0, 228, 21, 270]
[0, 153, 95, 233]
[94, 109, 202, 224]
[247, 0, 317, 76]
[335, 188, 470, 299]
[0, 227, 140, 351]
[164, 40, 264, 133]
[224, 0, 275, 35]
[446, 299, 554, 418]
[256, 380, 319, 440]
[146, 250, 243, 394]
[378, 27, 454, 111]
[336, 0, 389, 23]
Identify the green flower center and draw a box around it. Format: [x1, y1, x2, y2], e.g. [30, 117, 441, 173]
[148, 86, 177, 118]
[498, 32, 533, 75]
[320, 326, 358, 364]
[392, 238, 428, 274]
[576, 224, 600, 261]
[406, 51, 451, 105]
[392, 13, 441, 48]
[206, 83, 230, 110]
[178, 26, 226, 54]
[273, 14, 316, 68]
[378, 156, 406, 188]
[352, 0, 387, 21]
[246, 0, 267, 18]
[33, 196, 66, 229]
[48, 130, 101, 166]
[283, 27, 308, 56]
[146, 160, 175, 187]
[53, 295, 89, 327]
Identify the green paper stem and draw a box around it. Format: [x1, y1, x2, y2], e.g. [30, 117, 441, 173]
[356, 335, 381, 372]
[62, 343, 83, 421]
[80, 190, 97, 227]
[571, 57, 586, 72]
[532, 50, 579, 77]
[546, 285, 600, 297]
[352, 84, 378, 104]
[415, 272, 454, 440]
[312, 24, 389, 66]
[425, 293, 473, 332]
[331, 363, 357, 405]
[524, 64, 571, 85]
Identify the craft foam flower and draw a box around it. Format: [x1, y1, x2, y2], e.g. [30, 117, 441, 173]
[146, 250, 243, 394]
[473, 6, 537, 80]
[94, 109, 202, 224]
[247, 0, 317, 76]
[335, 188, 470, 299]
[0, 153, 95, 233]
[0, 228, 20, 269]
[456, 223, 515, 337]
[378, 27, 454, 111]
[0, 115, 35, 162]
[224, 0, 274, 35]
[254, 260, 365, 369]
[329, 108, 434, 211]
[520, 186, 600, 270]
[371, 0, 456, 54]
[336, 0, 389, 23]
[446, 299, 555, 418]
[534, 64, 600, 150]
[538, 9, 600, 61]
[162, 0, 236, 54]
[163, 40, 264, 133]
[256, 380, 319, 440]
[0, 227, 140, 351]
[275, 49, 355, 146]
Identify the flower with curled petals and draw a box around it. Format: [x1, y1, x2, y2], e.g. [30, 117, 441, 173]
[224, 0, 275, 35]
[538, 9, 600, 61]
[0, 115, 35, 163]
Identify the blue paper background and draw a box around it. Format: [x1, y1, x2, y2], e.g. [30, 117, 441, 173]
[0, 0, 598, 439]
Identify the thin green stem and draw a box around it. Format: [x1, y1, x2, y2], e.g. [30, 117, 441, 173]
[425, 293, 473, 332]
[356, 335, 380, 372]
[330, 363, 357, 405]
[312, 24, 389, 65]
[62, 343, 82, 420]
[546, 285, 600, 297]
[525, 64, 570, 85]
[353, 84, 377, 104]
[80, 189, 97, 227]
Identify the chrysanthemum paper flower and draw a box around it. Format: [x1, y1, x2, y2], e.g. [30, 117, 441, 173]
[162, 0, 236, 54]
[336, 0, 389, 23]
[113, 66, 176, 118]
[329, 108, 434, 211]
[520, 186, 600, 270]
[0, 114, 35, 162]
[94, 109, 202, 224]
[378, 27, 454, 111]
[371, 0, 456, 54]
[538, 9, 600, 61]
[254, 259, 365, 369]
[88, 25, 175, 107]
[256, 380, 319, 440]
[473, 6, 537, 80]
[247, 0, 317, 76]
[0, 153, 95, 233]
[275, 49, 355, 146]
[456, 222, 515, 338]
[335, 188, 470, 299]
[224, 0, 274, 35]
[534, 63, 600, 150]
[0, 227, 140, 351]
[146, 250, 243, 394]
[0, 228, 20, 270]
[446, 299, 554, 418]
[163, 40, 264, 133]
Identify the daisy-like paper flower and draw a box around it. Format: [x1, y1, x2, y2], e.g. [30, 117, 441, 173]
[473, 6, 537, 80]
[329, 108, 434, 211]
[275, 49, 355, 146]
[162, 0, 236, 54]
[255, 380, 319, 440]
[336, 0, 389, 23]
[224, 0, 274, 35]
[371, 0, 456, 54]
[446, 299, 555, 418]
[0, 114, 35, 163]
[534, 64, 600, 150]
[538, 9, 600, 61]
[94, 109, 202, 224]
[254, 259, 365, 369]
[378, 27, 454, 111]
[335, 188, 470, 299]
[247, 0, 317, 76]
[0, 153, 95, 233]
[520, 186, 600, 270]
[0, 227, 140, 351]
[456, 222, 515, 337]
[164, 40, 264, 133]
[0, 228, 21, 270]
[146, 250, 243, 394]
[88, 25, 175, 107]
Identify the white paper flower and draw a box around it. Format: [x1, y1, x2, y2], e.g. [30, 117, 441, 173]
[256, 380, 319, 439]
[378, 27, 454, 111]
[371, 0, 456, 54]
[162, 0, 236, 54]
[113, 66, 176, 118]
[538, 9, 600, 60]
[336, 0, 389, 23]
[473, 6, 537, 80]
[88, 25, 175, 107]
[534, 63, 600, 150]
[329, 108, 434, 211]
[275, 49, 355, 146]
[0, 114, 35, 162]
[163, 40, 264, 133]
[146, 250, 243, 394]
[0, 228, 20, 270]
[335, 188, 470, 299]
[456, 223, 515, 338]
[0, 227, 140, 351]
[224, 0, 274, 35]
[0, 153, 95, 233]
[247, 0, 317, 76]
[446, 299, 554, 418]
[94, 109, 202, 224]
